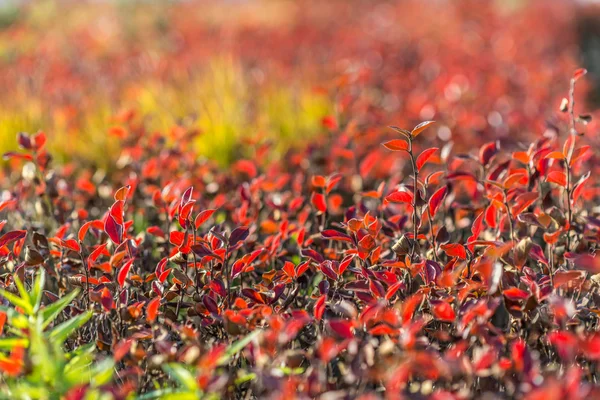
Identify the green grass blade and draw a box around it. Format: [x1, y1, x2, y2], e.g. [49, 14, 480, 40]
[41, 289, 80, 329]
[47, 310, 92, 344]
[90, 358, 115, 387]
[31, 269, 46, 313]
[0, 289, 33, 315]
[12, 275, 31, 306]
[0, 337, 29, 349]
[162, 363, 197, 391]
[217, 329, 261, 366]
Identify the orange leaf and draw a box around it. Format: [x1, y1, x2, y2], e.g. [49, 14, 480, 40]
[411, 121, 435, 138]
[382, 139, 409, 151]
[546, 171, 567, 187]
[147, 297, 161, 323]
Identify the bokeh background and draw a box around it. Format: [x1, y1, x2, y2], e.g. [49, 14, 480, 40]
[0, 0, 598, 167]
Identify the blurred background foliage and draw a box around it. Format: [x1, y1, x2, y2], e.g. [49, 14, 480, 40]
[0, 0, 596, 167]
[0, 0, 334, 167]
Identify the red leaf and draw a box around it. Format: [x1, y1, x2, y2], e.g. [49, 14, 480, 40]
[441, 243, 466, 259]
[570, 146, 590, 166]
[546, 171, 567, 187]
[502, 287, 530, 301]
[113, 339, 133, 362]
[61, 239, 81, 253]
[358, 235, 376, 253]
[328, 320, 354, 339]
[147, 297, 161, 323]
[78, 221, 95, 242]
[229, 226, 250, 248]
[233, 160, 257, 178]
[321, 229, 352, 243]
[203, 295, 220, 315]
[312, 176, 326, 188]
[382, 139, 409, 151]
[283, 261, 295, 278]
[231, 259, 245, 280]
[0, 231, 27, 248]
[572, 68, 587, 82]
[428, 186, 447, 218]
[88, 243, 108, 264]
[3, 152, 33, 161]
[17, 133, 32, 150]
[104, 214, 122, 244]
[109, 201, 125, 225]
[385, 190, 413, 204]
[314, 295, 326, 321]
[241, 288, 266, 304]
[553, 270, 585, 288]
[432, 301, 455, 322]
[338, 255, 354, 275]
[178, 202, 195, 229]
[158, 268, 172, 283]
[311, 192, 327, 213]
[109, 126, 127, 138]
[146, 226, 165, 238]
[0, 311, 6, 336]
[359, 151, 379, 178]
[100, 287, 115, 311]
[195, 209, 217, 229]
[296, 261, 310, 278]
[169, 231, 185, 247]
[385, 281, 404, 300]
[573, 253, 600, 273]
[402, 293, 423, 323]
[322, 115, 337, 130]
[32, 131, 46, 151]
[511, 192, 539, 217]
[549, 331, 577, 361]
[180, 186, 194, 206]
[416, 147, 438, 171]
[485, 204, 497, 229]
[118, 259, 134, 288]
[479, 141, 498, 166]
[467, 212, 484, 251]
[572, 172, 590, 204]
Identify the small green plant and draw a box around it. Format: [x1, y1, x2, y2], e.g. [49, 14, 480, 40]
[0, 270, 114, 399]
[141, 329, 262, 400]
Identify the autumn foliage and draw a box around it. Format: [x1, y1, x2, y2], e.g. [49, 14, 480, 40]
[0, 1, 600, 399]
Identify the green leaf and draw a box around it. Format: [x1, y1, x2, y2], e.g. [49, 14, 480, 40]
[163, 363, 197, 391]
[30, 314, 56, 384]
[217, 329, 261, 366]
[138, 389, 198, 400]
[91, 358, 115, 387]
[0, 289, 33, 315]
[66, 342, 95, 360]
[234, 372, 256, 386]
[64, 351, 93, 385]
[47, 310, 92, 344]
[41, 289, 80, 329]
[13, 275, 31, 306]
[31, 269, 46, 313]
[0, 337, 29, 349]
